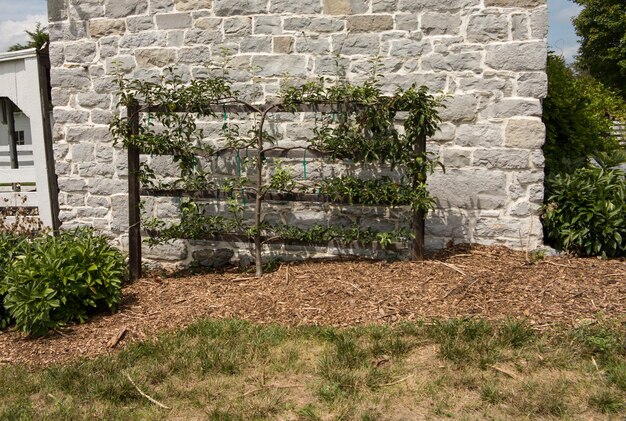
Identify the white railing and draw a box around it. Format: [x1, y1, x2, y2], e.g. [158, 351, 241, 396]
[0, 144, 34, 168]
[613, 121, 625, 146]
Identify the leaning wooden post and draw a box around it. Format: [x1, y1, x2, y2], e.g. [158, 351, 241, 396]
[127, 100, 142, 280]
[2, 98, 19, 171]
[411, 132, 427, 261]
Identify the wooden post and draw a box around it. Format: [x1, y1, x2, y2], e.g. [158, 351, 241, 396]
[128, 100, 142, 280]
[2, 98, 19, 170]
[36, 45, 60, 232]
[411, 132, 427, 261]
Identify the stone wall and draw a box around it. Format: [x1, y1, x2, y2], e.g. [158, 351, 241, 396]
[47, 0, 548, 265]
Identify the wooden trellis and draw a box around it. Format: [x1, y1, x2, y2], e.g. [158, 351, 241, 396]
[126, 100, 427, 280]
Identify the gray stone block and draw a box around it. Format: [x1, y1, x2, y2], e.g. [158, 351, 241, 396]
[347, 15, 395, 33]
[252, 55, 307, 76]
[505, 118, 545, 148]
[175, 0, 212, 11]
[421, 52, 483, 72]
[428, 169, 508, 209]
[485, 0, 544, 7]
[485, 98, 542, 119]
[135, 48, 178, 67]
[443, 148, 472, 168]
[54, 108, 90, 124]
[474, 148, 530, 169]
[466, 13, 508, 42]
[184, 29, 224, 45]
[49, 21, 89, 42]
[120, 32, 168, 48]
[51, 68, 91, 90]
[105, 56, 136, 74]
[48, 0, 69, 22]
[274, 36, 294, 54]
[323, 0, 369, 15]
[223, 17, 252, 35]
[192, 248, 234, 268]
[213, 0, 268, 16]
[89, 178, 127, 195]
[389, 39, 431, 56]
[150, 0, 175, 13]
[530, 7, 548, 40]
[71, 143, 95, 162]
[105, 0, 147, 18]
[456, 123, 504, 147]
[394, 13, 418, 31]
[333, 34, 380, 55]
[194, 17, 222, 30]
[89, 18, 126, 37]
[77, 91, 112, 109]
[254, 16, 282, 34]
[64, 41, 97, 64]
[421, 12, 461, 35]
[439, 95, 478, 123]
[284, 17, 345, 33]
[70, 0, 105, 19]
[486, 42, 547, 71]
[516, 72, 548, 98]
[270, 0, 321, 14]
[399, 0, 480, 12]
[294, 36, 331, 54]
[155, 12, 192, 29]
[127, 16, 155, 32]
[511, 13, 530, 41]
[178, 46, 212, 63]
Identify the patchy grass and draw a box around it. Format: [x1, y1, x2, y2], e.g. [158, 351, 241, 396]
[1, 318, 624, 420]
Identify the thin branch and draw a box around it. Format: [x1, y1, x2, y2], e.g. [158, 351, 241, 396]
[126, 373, 171, 409]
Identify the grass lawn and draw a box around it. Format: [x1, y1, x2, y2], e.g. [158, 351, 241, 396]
[1, 317, 624, 420]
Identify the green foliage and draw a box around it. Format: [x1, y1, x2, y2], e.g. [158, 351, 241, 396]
[0, 229, 127, 336]
[0, 234, 29, 328]
[573, 0, 626, 99]
[318, 175, 436, 212]
[7, 23, 49, 52]
[542, 53, 626, 177]
[110, 61, 443, 272]
[543, 166, 626, 257]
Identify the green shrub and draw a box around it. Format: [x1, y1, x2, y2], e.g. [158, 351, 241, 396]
[543, 166, 626, 257]
[542, 53, 626, 177]
[0, 228, 127, 336]
[0, 233, 29, 328]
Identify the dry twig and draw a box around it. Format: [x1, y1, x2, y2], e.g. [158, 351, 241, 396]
[488, 365, 518, 379]
[108, 327, 128, 348]
[126, 373, 170, 409]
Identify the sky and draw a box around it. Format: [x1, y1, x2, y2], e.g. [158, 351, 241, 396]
[0, 0, 583, 61]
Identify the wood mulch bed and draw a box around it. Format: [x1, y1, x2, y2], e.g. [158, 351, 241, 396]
[1, 244, 624, 366]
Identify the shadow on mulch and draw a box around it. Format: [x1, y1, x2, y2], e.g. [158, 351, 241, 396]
[1, 244, 624, 366]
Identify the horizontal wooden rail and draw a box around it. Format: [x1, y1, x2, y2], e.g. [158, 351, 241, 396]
[0, 168, 36, 184]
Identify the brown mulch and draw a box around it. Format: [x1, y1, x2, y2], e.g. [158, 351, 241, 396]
[1, 244, 624, 366]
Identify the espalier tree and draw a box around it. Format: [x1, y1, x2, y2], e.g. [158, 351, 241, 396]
[110, 59, 444, 277]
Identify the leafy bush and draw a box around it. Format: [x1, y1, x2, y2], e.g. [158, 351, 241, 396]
[543, 166, 626, 257]
[0, 228, 127, 336]
[542, 53, 626, 177]
[0, 233, 29, 328]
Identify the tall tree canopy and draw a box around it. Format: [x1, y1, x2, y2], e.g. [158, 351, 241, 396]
[573, 0, 626, 99]
[7, 23, 49, 52]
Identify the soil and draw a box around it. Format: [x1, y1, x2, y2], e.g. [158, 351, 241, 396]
[1, 244, 624, 366]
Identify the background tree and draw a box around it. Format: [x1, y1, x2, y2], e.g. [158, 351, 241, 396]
[7, 23, 49, 52]
[542, 53, 626, 177]
[573, 0, 626, 99]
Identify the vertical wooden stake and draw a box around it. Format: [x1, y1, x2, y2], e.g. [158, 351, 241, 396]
[411, 132, 427, 261]
[128, 100, 142, 280]
[36, 45, 61, 232]
[2, 98, 19, 171]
